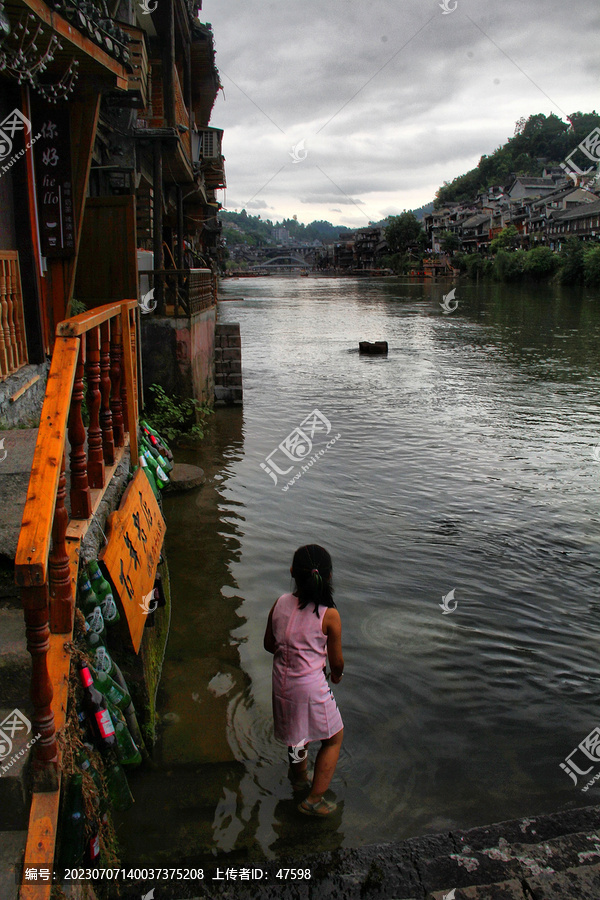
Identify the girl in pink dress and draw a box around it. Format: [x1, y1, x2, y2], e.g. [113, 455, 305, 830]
[264, 544, 344, 817]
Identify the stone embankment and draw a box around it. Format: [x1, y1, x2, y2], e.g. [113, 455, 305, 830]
[117, 804, 600, 900]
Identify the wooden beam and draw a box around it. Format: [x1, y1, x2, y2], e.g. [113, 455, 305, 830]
[57, 299, 137, 336]
[19, 783, 61, 900]
[15, 338, 79, 586]
[18, 0, 128, 88]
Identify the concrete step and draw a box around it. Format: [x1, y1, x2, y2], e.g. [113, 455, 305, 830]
[0, 707, 34, 830]
[0, 607, 30, 709]
[0, 831, 27, 900]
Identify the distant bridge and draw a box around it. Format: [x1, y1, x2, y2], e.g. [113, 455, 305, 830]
[250, 255, 311, 270]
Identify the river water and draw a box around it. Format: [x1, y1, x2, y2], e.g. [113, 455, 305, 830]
[120, 276, 600, 866]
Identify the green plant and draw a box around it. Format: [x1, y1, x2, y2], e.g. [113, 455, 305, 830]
[146, 384, 212, 443]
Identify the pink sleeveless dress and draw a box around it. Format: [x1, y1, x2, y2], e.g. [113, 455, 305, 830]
[271, 592, 343, 746]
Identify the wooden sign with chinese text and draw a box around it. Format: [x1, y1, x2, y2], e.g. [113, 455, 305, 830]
[32, 103, 75, 257]
[100, 469, 166, 653]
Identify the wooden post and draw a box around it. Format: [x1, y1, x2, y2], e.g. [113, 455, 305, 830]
[153, 141, 164, 315]
[110, 315, 124, 447]
[100, 320, 115, 466]
[48, 453, 74, 634]
[21, 584, 58, 790]
[121, 305, 138, 461]
[85, 327, 105, 488]
[68, 341, 92, 519]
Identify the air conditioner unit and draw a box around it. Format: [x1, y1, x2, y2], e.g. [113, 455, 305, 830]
[199, 129, 220, 159]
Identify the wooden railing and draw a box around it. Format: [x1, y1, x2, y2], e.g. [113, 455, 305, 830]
[0, 251, 28, 380]
[140, 267, 216, 316]
[15, 300, 139, 790]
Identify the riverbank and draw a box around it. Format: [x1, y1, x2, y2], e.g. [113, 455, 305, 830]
[115, 802, 600, 899]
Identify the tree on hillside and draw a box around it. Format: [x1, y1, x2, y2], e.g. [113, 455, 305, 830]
[385, 212, 424, 254]
[490, 225, 519, 253]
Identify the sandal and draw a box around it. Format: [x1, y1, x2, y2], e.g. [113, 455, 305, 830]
[290, 768, 313, 792]
[298, 797, 337, 817]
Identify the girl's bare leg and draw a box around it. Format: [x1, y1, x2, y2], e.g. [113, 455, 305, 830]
[307, 728, 343, 802]
[288, 745, 310, 782]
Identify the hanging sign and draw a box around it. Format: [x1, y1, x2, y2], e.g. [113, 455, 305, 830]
[32, 105, 75, 257]
[99, 468, 166, 653]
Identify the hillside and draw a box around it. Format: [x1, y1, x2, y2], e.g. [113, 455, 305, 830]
[435, 111, 600, 208]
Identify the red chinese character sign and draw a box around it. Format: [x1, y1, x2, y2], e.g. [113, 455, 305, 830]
[100, 469, 166, 653]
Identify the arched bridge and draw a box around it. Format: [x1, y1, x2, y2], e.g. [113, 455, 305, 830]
[250, 255, 311, 270]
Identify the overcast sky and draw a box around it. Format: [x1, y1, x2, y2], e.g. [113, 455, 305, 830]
[202, 0, 599, 228]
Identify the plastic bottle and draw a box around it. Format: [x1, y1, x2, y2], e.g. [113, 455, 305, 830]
[88, 560, 120, 625]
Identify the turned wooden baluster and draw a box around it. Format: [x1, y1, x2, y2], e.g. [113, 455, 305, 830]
[21, 584, 58, 790]
[110, 315, 124, 446]
[9, 259, 26, 368]
[86, 327, 105, 488]
[68, 341, 93, 518]
[120, 339, 129, 435]
[48, 452, 74, 633]
[5, 261, 18, 371]
[100, 320, 115, 465]
[0, 262, 10, 376]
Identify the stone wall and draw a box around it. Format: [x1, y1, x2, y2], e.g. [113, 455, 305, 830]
[214, 322, 243, 406]
[140, 306, 216, 406]
[0, 362, 50, 428]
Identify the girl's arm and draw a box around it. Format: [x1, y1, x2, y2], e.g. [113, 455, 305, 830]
[323, 608, 344, 683]
[264, 603, 277, 654]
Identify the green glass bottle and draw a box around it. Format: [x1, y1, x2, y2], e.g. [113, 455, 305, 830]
[140, 435, 173, 474]
[91, 644, 116, 678]
[88, 560, 120, 625]
[105, 762, 134, 811]
[141, 420, 174, 462]
[142, 448, 169, 486]
[109, 706, 142, 766]
[86, 629, 105, 651]
[57, 773, 85, 868]
[85, 605, 106, 642]
[93, 669, 131, 711]
[139, 454, 160, 497]
[78, 571, 97, 613]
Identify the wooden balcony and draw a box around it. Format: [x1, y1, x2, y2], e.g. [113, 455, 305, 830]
[140, 267, 216, 317]
[114, 22, 149, 108]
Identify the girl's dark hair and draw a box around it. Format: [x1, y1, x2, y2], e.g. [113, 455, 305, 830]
[291, 544, 334, 616]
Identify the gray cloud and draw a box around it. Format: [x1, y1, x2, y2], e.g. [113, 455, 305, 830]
[208, 0, 600, 226]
